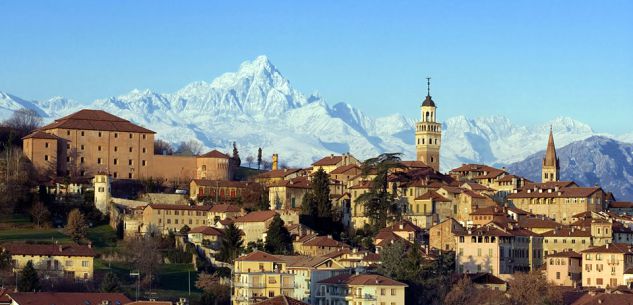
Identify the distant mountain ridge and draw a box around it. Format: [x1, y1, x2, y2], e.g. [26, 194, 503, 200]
[507, 136, 633, 201]
[0, 55, 630, 173]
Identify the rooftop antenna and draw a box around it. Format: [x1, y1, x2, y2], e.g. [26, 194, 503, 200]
[426, 77, 431, 96]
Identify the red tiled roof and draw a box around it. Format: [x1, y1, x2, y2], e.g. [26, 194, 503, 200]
[610, 201, 633, 209]
[319, 274, 406, 286]
[2, 243, 96, 257]
[570, 292, 633, 305]
[415, 190, 451, 202]
[460, 226, 513, 237]
[302, 236, 350, 249]
[312, 155, 343, 166]
[199, 150, 230, 159]
[255, 168, 302, 179]
[508, 186, 602, 199]
[581, 243, 633, 254]
[8, 292, 130, 305]
[382, 220, 423, 233]
[518, 217, 560, 229]
[22, 130, 61, 140]
[145, 204, 212, 211]
[462, 182, 494, 191]
[330, 164, 360, 175]
[253, 295, 309, 305]
[470, 206, 505, 216]
[40, 109, 155, 133]
[235, 250, 283, 262]
[189, 226, 223, 236]
[541, 227, 591, 238]
[546, 250, 581, 259]
[270, 176, 311, 189]
[461, 189, 486, 199]
[450, 164, 499, 174]
[473, 169, 506, 180]
[210, 203, 242, 213]
[234, 210, 277, 223]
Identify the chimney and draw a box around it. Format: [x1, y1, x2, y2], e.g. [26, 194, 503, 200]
[88, 242, 92, 248]
[58, 245, 63, 252]
[272, 154, 279, 171]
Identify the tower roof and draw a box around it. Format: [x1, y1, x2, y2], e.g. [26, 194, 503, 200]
[422, 95, 436, 107]
[543, 127, 558, 166]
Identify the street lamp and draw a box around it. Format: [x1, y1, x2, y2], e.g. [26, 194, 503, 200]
[130, 271, 140, 301]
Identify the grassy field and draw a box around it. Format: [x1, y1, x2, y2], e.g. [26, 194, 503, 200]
[0, 227, 70, 243]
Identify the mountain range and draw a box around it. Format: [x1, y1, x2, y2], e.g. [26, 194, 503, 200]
[1, 56, 632, 199]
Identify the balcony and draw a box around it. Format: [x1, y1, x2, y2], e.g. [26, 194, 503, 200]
[607, 259, 619, 266]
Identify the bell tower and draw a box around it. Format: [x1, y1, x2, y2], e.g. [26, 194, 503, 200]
[415, 77, 442, 171]
[542, 127, 560, 182]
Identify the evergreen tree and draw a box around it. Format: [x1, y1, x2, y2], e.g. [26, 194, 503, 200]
[356, 153, 407, 230]
[232, 142, 241, 167]
[301, 167, 334, 234]
[215, 223, 244, 264]
[257, 148, 262, 170]
[18, 261, 40, 292]
[256, 189, 270, 211]
[65, 209, 88, 243]
[264, 214, 293, 254]
[100, 272, 121, 292]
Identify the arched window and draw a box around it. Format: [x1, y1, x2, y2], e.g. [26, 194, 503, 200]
[422, 138, 425, 144]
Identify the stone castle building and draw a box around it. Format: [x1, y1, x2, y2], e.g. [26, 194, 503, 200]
[415, 78, 442, 171]
[22, 109, 232, 183]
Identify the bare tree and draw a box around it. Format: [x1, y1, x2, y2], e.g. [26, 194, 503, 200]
[124, 233, 162, 287]
[245, 156, 254, 168]
[2, 109, 42, 136]
[508, 271, 563, 305]
[30, 202, 50, 227]
[154, 139, 174, 155]
[175, 140, 203, 156]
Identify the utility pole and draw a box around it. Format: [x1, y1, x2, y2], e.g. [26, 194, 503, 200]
[130, 271, 140, 301]
[188, 270, 191, 296]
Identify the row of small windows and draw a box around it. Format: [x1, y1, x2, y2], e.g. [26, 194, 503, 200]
[69, 157, 146, 167]
[68, 144, 147, 154]
[417, 124, 440, 132]
[67, 130, 148, 140]
[417, 138, 439, 145]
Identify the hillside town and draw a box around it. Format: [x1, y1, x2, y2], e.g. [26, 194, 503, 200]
[1, 84, 632, 305]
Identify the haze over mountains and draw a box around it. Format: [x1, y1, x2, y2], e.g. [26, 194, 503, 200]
[1, 56, 632, 199]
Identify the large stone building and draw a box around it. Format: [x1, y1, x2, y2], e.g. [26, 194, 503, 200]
[2, 243, 96, 280]
[415, 78, 442, 171]
[22, 109, 232, 182]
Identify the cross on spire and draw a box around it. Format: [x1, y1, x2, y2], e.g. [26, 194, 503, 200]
[426, 77, 431, 96]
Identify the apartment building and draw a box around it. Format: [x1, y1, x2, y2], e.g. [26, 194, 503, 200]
[315, 274, 407, 305]
[581, 243, 633, 289]
[545, 250, 582, 287]
[142, 204, 212, 234]
[2, 243, 95, 280]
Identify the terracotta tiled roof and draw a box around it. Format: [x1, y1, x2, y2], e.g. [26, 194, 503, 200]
[302, 236, 350, 248]
[438, 185, 462, 194]
[255, 168, 302, 179]
[610, 201, 633, 209]
[234, 210, 277, 223]
[520, 181, 577, 190]
[0, 288, 10, 303]
[546, 250, 581, 259]
[270, 176, 310, 189]
[383, 220, 423, 233]
[235, 250, 283, 262]
[497, 174, 522, 182]
[461, 189, 486, 199]
[473, 169, 506, 180]
[145, 204, 212, 211]
[460, 226, 512, 237]
[518, 217, 560, 229]
[253, 295, 309, 305]
[505, 206, 531, 215]
[7, 292, 131, 305]
[541, 227, 591, 238]
[40, 109, 155, 133]
[189, 226, 223, 236]
[2, 243, 96, 257]
[330, 164, 360, 174]
[319, 274, 407, 286]
[312, 155, 343, 166]
[199, 150, 230, 159]
[210, 203, 242, 213]
[470, 206, 505, 216]
[399, 161, 430, 169]
[450, 164, 499, 174]
[415, 190, 450, 202]
[569, 292, 633, 305]
[508, 186, 602, 199]
[349, 181, 373, 189]
[581, 243, 633, 254]
[22, 130, 62, 140]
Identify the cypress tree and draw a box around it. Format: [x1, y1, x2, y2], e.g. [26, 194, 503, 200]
[100, 272, 121, 292]
[18, 261, 40, 292]
[264, 214, 293, 254]
[216, 223, 244, 264]
[257, 148, 262, 170]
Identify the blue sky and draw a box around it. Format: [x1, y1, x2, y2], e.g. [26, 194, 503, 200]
[1, 1, 631, 133]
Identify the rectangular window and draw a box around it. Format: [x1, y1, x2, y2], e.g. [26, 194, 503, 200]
[97, 158, 102, 164]
[98, 146, 102, 151]
[129, 133, 133, 139]
[81, 261, 89, 267]
[45, 142, 49, 148]
[98, 132, 102, 137]
[129, 147, 133, 153]
[114, 133, 118, 138]
[142, 160, 146, 166]
[142, 147, 147, 153]
[142, 134, 146, 140]
[128, 159, 133, 165]
[81, 131, 85, 136]
[113, 172, 117, 178]
[113, 159, 118, 165]
[80, 157, 85, 163]
[128, 173, 132, 179]
[44, 155, 49, 161]
[81, 144, 85, 150]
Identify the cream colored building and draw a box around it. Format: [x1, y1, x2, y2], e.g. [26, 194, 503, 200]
[233, 211, 278, 244]
[315, 273, 407, 305]
[3, 243, 95, 280]
[581, 243, 633, 288]
[142, 204, 212, 234]
[546, 250, 582, 287]
[429, 218, 466, 251]
[311, 153, 360, 174]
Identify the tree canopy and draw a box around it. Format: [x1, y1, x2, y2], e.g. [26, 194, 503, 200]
[264, 214, 293, 254]
[215, 223, 244, 264]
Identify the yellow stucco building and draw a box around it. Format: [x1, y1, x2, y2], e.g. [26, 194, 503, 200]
[3, 243, 96, 280]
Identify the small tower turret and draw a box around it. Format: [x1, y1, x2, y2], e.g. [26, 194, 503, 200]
[93, 173, 111, 215]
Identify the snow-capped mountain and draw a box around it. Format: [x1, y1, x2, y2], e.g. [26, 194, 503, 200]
[507, 136, 633, 201]
[0, 55, 630, 172]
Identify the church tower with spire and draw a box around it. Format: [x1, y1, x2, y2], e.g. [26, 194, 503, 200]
[542, 127, 560, 182]
[415, 77, 442, 171]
